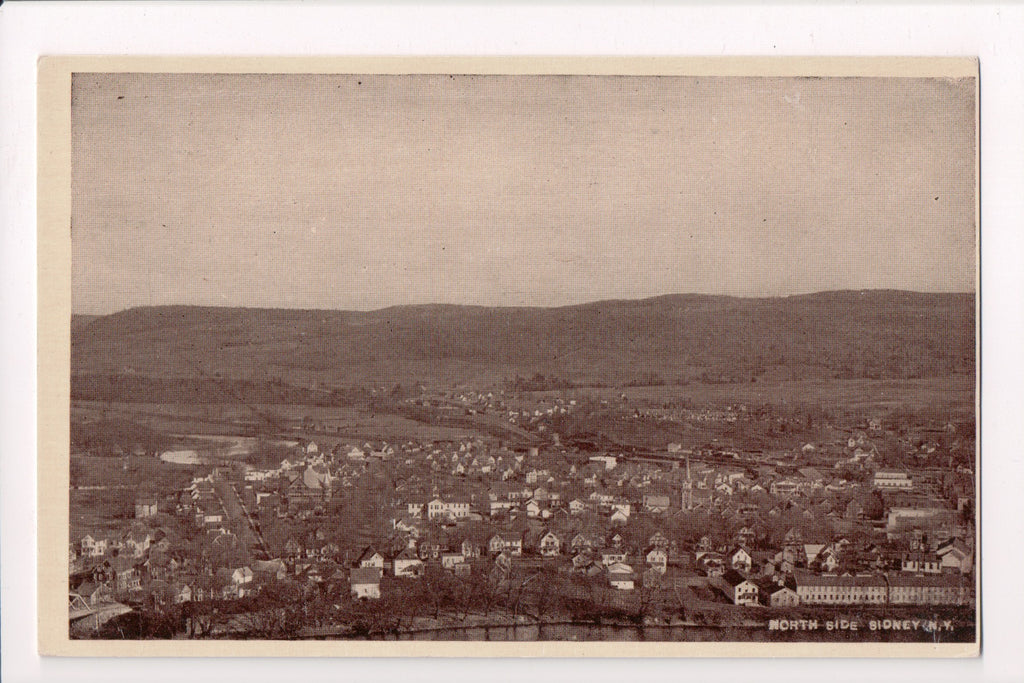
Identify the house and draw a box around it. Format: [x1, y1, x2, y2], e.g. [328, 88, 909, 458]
[643, 494, 671, 514]
[609, 508, 629, 525]
[815, 546, 840, 573]
[285, 465, 332, 505]
[393, 547, 423, 577]
[441, 552, 465, 569]
[734, 526, 757, 547]
[570, 533, 594, 552]
[173, 583, 193, 604]
[901, 552, 942, 575]
[646, 547, 668, 575]
[765, 578, 800, 607]
[803, 544, 826, 567]
[427, 497, 472, 521]
[936, 539, 973, 574]
[728, 546, 753, 573]
[460, 538, 482, 559]
[600, 548, 628, 566]
[253, 558, 288, 580]
[607, 562, 635, 590]
[487, 532, 523, 556]
[784, 528, 804, 546]
[80, 535, 108, 558]
[715, 569, 760, 606]
[699, 554, 726, 578]
[611, 501, 631, 517]
[418, 539, 443, 560]
[350, 567, 382, 599]
[490, 500, 515, 516]
[572, 552, 595, 572]
[104, 556, 141, 594]
[356, 546, 386, 569]
[649, 531, 670, 550]
[134, 497, 158, 519]
[124, 529, 152, 558]
[230, 566, 254, 585]
[538, 531, 561, 557]
[568, 499, 588, 515]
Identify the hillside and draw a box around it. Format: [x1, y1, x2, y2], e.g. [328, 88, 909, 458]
[71, 291, 975, 391]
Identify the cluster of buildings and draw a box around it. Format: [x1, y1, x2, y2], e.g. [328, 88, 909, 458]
[217, 417, 974, 608]
[69, 402, 975, 625]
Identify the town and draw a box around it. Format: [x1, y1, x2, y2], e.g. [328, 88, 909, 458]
[68, 381, 976, 641]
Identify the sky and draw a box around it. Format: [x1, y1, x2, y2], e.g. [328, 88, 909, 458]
[71, 73, 976, 315]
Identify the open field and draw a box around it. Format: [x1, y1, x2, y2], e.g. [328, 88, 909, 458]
[527, 375, 975, 415]
[69, 488, 133, 540]
[70, 454, 200, 490]
[72, 400, 487, 445]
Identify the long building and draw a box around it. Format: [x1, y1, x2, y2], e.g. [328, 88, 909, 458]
[886, 573, 972, 606]
[792, 571, 971, 607]
[794, 572, 888, 605]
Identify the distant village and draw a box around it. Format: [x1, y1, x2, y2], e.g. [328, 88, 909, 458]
[69, 390, 975, 638]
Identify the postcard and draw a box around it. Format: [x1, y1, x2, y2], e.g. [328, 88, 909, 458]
[38, 56, 978, 656]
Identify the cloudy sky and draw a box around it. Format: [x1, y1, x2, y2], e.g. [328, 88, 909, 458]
[71, 73, 976, 315]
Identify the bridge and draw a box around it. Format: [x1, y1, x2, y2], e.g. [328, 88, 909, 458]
[69, 593, 133, 634]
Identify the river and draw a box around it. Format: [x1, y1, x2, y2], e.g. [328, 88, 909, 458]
[337, 621, 975, 643]
[160, 435, 300, 464]
[160, 449, 205, 465]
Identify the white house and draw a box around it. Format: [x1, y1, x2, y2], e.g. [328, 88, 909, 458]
[646, 547, 668, 575]
[609, 509, 629, 525]
[441, 552, 465, 569]
[539, 531, 561, 557]
[568, 499, 588, 515]
[728, 546, 753, 573]
[393, 548, 423, 578]
[607, 562, 635, 590]
[350, 567, 382, 599]
[716, 570, 760, 606]
[357, 547, 386, 569]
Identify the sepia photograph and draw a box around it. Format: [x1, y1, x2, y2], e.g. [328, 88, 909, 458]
[42, 57, 977, 656]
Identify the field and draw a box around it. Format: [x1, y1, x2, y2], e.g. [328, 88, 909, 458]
[72, 400, 488, 445]
[528, 375, 975, 415]
[70, 455, 201, 540]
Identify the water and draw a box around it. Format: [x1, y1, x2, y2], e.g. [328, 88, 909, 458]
[160, 450, 205, 465]
[160, 435, 299, 464]
[361, 622, 975, 643]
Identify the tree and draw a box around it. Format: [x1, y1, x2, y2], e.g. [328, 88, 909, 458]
[417, 564, 455, 620]
[636, 569, 665, 622]
[858, 491, 885, 520]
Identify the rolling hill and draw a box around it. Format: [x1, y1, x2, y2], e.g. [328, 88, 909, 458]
[71, 291, 975, 392]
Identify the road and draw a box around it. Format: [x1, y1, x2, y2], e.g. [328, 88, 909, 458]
[213, 475, 269, 561]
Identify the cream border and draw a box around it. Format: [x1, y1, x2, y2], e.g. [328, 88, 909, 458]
[38, 55, 980, 658]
